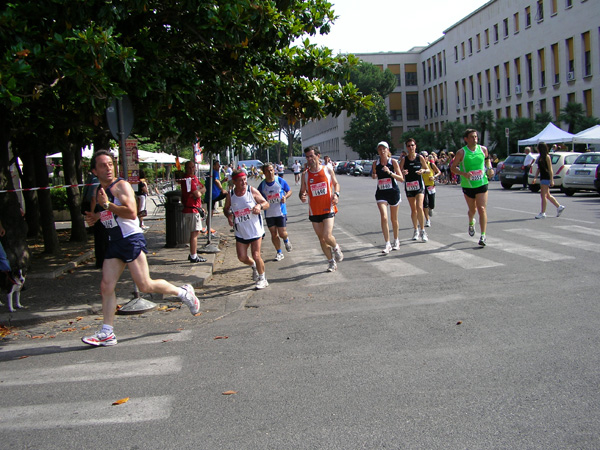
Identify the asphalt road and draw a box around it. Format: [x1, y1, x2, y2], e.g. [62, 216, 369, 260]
[1, 175, 599, 449]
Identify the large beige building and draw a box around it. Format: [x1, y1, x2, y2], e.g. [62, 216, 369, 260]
[302, 0, 598, 158]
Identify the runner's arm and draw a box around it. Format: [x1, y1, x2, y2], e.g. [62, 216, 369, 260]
[251, 186, 269, 213]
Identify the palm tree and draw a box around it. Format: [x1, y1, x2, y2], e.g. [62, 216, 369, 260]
[474, 110, 494, 146]
[558, 102, 585, 133]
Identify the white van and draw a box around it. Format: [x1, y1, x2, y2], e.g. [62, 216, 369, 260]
[236, 160, 264, 169]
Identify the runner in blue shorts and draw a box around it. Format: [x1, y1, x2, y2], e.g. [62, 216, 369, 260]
[81, 151, 201, 347]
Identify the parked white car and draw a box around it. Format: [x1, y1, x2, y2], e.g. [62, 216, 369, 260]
[562, 152, 600, 196]
[527, 151, 581, 192]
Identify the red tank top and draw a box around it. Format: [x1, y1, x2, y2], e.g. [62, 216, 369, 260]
[305, 166, 337, 216]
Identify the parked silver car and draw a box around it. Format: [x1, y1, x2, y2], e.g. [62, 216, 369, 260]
[562, 152, 600, 196]
[527, 151, 581, 192]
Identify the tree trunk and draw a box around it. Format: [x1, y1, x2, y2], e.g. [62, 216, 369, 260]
[33, 146, 59, 254]
[61, 142, 87, 242]
[20, 149, 41, 237]
[0, 125, 30, 270]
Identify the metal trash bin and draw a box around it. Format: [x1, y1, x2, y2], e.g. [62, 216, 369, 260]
[165, 190, 184, 248]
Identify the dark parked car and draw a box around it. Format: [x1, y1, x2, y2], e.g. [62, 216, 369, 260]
[595, 164, 600, 194]
[336, 161, 351, 174]
[498, 153, 527, 189]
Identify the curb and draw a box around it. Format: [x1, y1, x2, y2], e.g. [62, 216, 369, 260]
[27, 250, 95, 280]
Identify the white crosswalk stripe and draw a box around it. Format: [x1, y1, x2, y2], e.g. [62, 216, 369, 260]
[426, 239, 504, 269]
[0, 396, 173, 430]
[451, 233, 574, 262]
[505, 228, 600, 253]
[0, 356, 183, 386]
[553, 225, 600, 237]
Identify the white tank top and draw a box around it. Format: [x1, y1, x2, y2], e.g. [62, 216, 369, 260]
[230, 187, 264, 240]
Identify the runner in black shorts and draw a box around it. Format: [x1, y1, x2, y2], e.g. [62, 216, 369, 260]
[400, 138, 430, 242]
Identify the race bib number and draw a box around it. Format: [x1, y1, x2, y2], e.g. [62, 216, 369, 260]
[267, 193, 280, 204]
[427, 185, 436, 194]
[406, 181, 420, 191]
[310, 182, 328, 197]
[470, 170, 484, 181]
[100, 210, 117, 229]
[234, 207, 252, 223]
[378, 178, 392, 190]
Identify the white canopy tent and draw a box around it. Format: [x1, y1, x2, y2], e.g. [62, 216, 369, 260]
[573, 124, 600, 145]
[137, 151, 188, 164]
[517, 122, 574, 146]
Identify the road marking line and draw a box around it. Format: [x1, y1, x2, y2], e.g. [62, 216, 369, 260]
[0, 396, 173, 429]
[452, 233, 574, 262]
[426, 239, 503, 269]
[0, 330, 193, 354]
[506, 228, 600, 253]
[369, 258, 427, 276]
[553, 225, 600, 237]
[0, 356, 182, 386]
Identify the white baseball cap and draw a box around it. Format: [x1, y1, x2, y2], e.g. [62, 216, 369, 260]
[377, 141, 389, 148]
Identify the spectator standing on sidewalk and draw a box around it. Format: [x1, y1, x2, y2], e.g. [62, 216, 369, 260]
[82, 150, 201, 347]
[532, 142, 565, 219]
[292, 160, 303, 185]
[136, 169, 149, 231]
[258, 163, 293, 261]
[181, 161, 207, 263]
[224, 170, 270, 289]
[205, 160, 227, 214]
[522, 147, 537, 190]
[299, 145, 343, 273]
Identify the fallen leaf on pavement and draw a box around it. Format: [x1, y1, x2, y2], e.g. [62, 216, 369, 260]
[156, 305, 168, 311]
[18, 355, 29, 359]
[214, 336, 229, 340]
[222, 390, 237, 395]
[62, 328, 77, 332]
[193, 312, 203, 317]
[29, 335, 44, 339]
[81, 326, 90, 330]
[112, 397, 130, 405]
[166, 307, 176, 312]
[162, 339, 172, 343]
[456, 321, 463, 325]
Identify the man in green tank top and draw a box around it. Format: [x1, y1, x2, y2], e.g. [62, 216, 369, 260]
[450, 128, 493, 246]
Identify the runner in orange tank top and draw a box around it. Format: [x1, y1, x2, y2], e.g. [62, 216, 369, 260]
[299, 146, 344, 272]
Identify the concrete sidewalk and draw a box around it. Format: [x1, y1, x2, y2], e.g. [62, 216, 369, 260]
[0, 195, 242, 328]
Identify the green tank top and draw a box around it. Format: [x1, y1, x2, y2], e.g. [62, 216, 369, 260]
[459, 145, 488, 188]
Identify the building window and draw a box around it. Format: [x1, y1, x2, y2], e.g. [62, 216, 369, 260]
[551, 43, 560, 84]
[388, 64, 401, 87]
[486, 69, 491, 101]
[525, 6, 531, 27]
[503, 18, 509, 38]
[495, 65, 501, 98]
[476, 34, 481, 51]
[526, 53, 533, 90]
[566, 37, 574, 78]
[538, 48, 546, 88]
[484, 28, 490, 47]
[505, 62, 511, 96]
[514, 12, 520, 33]
[551, 0, 558, 15]
[536, 1, 544, 21]
[582, 31, 591, 77]
[433, 56, 437, 79]
[468, 38, 473, 55]
[553, 96, 561, 120]
[406, 92, 419, 121]
[389, 92, 403, 122]
[461, 42, 465, 59]
[583, 89, 593, 116]
[494, 24, 499, 42]
[565, 0, 572, 8]
[454, 46, 458, 62]
[514, 57, 522, 92]
[406, 64, 418, 86]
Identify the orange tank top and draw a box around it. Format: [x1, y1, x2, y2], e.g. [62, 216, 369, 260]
[305, 166, 338, 216]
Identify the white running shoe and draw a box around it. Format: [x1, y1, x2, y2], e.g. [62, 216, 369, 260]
[180, 284, 201, 315]
[535, 212, 546, 219]
[468, 219, 476, 237]
[332, 246, 344, 262]
[557, 205, 565, 217]
[420, 230, 429, 242]
[275, 252, 285, 261]
[251, 265, 259, 281]
[327, 260, 337, 272]
[284, 240, 293, 252]
[412, 229, 419, 240]
[82, 329, 117, 346]
[382, 242, 392, 254]
[425, 219, 431, 227]
[392, 239, 401, 250]
[256, 278, 269, 289]
[429, 208, 434, 216]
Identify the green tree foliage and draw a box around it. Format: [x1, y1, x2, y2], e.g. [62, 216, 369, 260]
[1, 0, 371, 255]
[401, 128, 436, 152]
[343, 62, 395, 157]
[558, 102, 586, 133]
[488, 118, 514, 157]
[440, 121, 468, 153]
[343, 94, 391, 159]
[474, 110, 494, 146]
